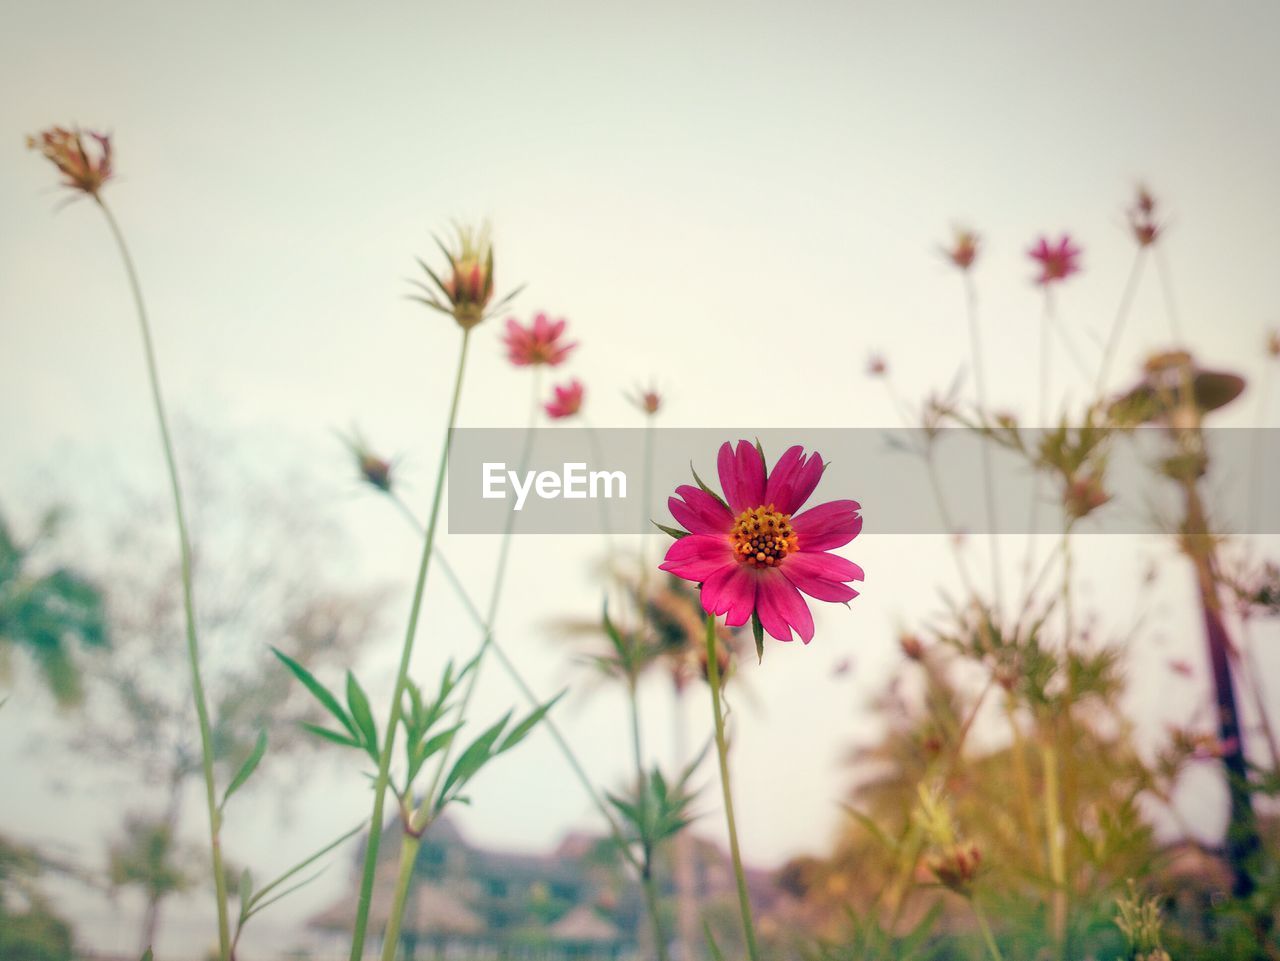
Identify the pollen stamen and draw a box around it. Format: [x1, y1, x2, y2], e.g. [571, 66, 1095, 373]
[731, 505, 798, 568]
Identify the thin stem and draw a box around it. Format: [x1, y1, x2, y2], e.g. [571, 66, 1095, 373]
[704, 614, 761, 961]
[1041, 733, 1067, 957]
[1095, 251, 1146, 395]
[630, 675, 673, 961]
[379, 834, 422, 961]
[417, 368, 541, 819]
[349, 328, 472, 961]
[1153, 245, 1184, 342]
[963, 272, 1004, 611]
[972, 898, 1005, 961]
[96, 199, 231, 961]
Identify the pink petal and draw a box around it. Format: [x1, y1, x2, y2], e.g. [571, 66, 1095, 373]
[756, 572, 815, 643]
[781, 551, 862, 603]
[669, 485, 733, 535]
[768, 448, 824, 515]
[700, 563, 756, 627]
[792, 500, 863, 551]
[718, 440, 764, 513]
[660, 534, 734, 581]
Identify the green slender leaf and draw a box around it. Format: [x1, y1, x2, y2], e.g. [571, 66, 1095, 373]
[301, 723, 361, 750]
[751, 611, 765, 664]
[246, 821, 365, 912]
[238, 868, 253, 907]
[704, 921, 727, 961]
[438, 713, 510, 808]
[345, 671, 378, 760]
[272, 648, 355, 737]
[690, 464, 730, 512]
[652, 521, 690, 540]
[221, 730, 267, 810]
[499, 691, 564, 754]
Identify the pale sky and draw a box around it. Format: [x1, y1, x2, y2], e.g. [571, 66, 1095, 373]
[3, 1, 1279, 956]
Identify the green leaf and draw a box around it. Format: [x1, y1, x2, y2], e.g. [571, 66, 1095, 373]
[414, 255, 450, 299]
[690, 464, 730, 512]
[272, 648, 355, 737]
[238, 868, 253, 907]
[301, 723, 362, 750]
[438, 713, 511, 809]
[345, 671, 379, 761]
[244, 821, 365, 919]
[652, 521, 690, 540]
[751, 612, 765, 664]
[499, 691, 564, 754]
[140, 951, 154, 961]
[221, 730, 267, 810]
[704, 921, 727, 961]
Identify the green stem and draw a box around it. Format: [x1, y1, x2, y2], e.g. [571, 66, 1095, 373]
[629, 675, 672, 961]
[96, 198, 231, 961]
[963, 272, 1004, 611]
[972, 898, 1005, 961]
[417, 368, 541, 818]
[349, 328, 472, 961]
[1040, 733, 1067, 958]
[379, 833, 423, 961]
[703, 614, 761, 961]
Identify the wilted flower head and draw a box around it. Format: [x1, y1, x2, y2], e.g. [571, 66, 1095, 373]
[627, 384, 662, 416]
[1027, 233, 1082, 285]
[338, 430, 395, 493]
[409, 223, 520, 330]
[660, 441, 863, 646]
[1127, 185, 1163, 248]
[1267, 329, 1280, 358]
[941, 227, 980, 271]
[899, 633, 925, 661]
[1063, 472, 1110, 520]
[866, 353, 887, 377]
[545, 379, 584, 419]
[502, 313, 576, 367]
[914, 785, 982, 895]
[27, 126, 113, 197]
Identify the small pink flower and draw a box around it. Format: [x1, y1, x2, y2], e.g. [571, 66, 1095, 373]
[1127, 185, 1163, 248]
[627, 384, 662, 415]
[660, 441, 863, 644]
[502, 313, 577, 367]
[27, 126, 113, 197]
[1027, 234, 1082, 286]
[941, 227, 980, 271]
[545, 379, 584, 419]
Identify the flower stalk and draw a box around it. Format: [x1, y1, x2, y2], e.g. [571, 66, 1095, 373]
[349, 328, 473, 961]
[96, 197, 232, 961]
[704, 613, 761, 961]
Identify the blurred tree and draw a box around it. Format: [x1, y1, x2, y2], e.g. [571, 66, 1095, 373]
[63, 431, 390, 951]
[0, 833, 76, 961]
[0, 506, 108, 707]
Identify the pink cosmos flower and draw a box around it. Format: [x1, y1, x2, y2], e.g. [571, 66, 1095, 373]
[941, 227, 980, 271]
[502, 313, 577, 367]
[545, 379, 584, 419]
[660, 441, 863, 644]
[1027, 234, 1082, 285]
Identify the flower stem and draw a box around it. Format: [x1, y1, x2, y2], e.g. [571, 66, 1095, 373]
[349, 328, 472, 961]
[972, 898, 1005, 961]
[963, 272, 1004, 611]
[703, 613, 761, 961]
[379, 833, 423, 961]
[1040, 732, 1068, 957]
[96, 198, 231, 961]
[1094, 250, 1146, 396]
[628, 674, 672, 961]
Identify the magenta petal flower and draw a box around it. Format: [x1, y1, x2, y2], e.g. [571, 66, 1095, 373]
[1027, 234, 1082, 286]
[502, 312, 577, 367]
[544, 378, 584, 419]
[660, 441, 863, 644]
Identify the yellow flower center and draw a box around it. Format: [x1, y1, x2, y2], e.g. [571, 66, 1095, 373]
[731, 505, 797, 568]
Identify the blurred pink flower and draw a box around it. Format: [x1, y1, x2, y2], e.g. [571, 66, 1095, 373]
[27, 125, 113, 197]
[866, 353, 887, 377]
[660, 441, 863, 644]
[1268, 330, 1280, 359]
[1127, 185, 1163, 248]
[502, 313, 577, 367]
[627, 384, 662, 415]
[544, 379, 584, 419]
[941, 227, 980, 271]
[1028, 234, 1082, 285]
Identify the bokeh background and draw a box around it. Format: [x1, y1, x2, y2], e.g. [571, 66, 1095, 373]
[3, 1, 1278, 956]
